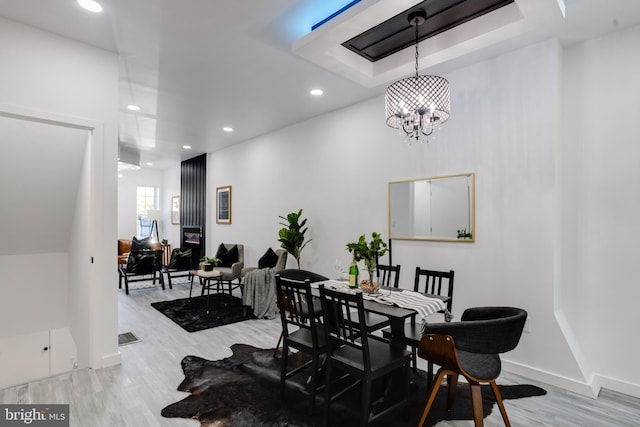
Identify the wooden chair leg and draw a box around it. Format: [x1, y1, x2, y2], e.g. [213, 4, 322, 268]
[418, 370, 448, 427]
[280, 342, 288, 398]
[273, 331, 284, 357]
[309, 353, 318, 413]
[469, 382, 484, 427]
[361, 377, 372, 427]
[322, 360, 333, 427]
[490, 381, 512, 427]
[446, 373, 459, 411]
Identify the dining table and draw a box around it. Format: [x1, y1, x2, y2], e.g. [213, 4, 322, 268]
[311, 280, 450, 345]
[309, 280, 451, 408]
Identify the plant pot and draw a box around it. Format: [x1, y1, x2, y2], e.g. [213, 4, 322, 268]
[200, 262, 213, 271]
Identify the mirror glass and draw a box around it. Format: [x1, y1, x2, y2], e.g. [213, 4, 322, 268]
[388, 173, 475, 242]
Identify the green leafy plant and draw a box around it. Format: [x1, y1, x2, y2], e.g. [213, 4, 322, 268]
[200, 256, 220, 265]
[346, 232, 388, 282]
[457, 228, 472, 239]
[278, 209, 311, 269]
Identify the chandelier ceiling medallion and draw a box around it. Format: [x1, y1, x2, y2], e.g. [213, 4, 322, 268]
[385, 10, 450, 146]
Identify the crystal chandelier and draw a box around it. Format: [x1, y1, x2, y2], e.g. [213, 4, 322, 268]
[385, 11, 450, 146]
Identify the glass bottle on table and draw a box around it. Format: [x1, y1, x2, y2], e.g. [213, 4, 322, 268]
[348, 258, 359, 289]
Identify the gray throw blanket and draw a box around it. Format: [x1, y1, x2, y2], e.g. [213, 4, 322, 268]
[242, 268, 277, 319]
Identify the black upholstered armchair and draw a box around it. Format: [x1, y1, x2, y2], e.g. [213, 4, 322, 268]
[417, 306, 527, 427]
[119, 249, 165, 295]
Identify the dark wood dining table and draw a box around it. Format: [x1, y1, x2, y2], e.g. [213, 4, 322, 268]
[312, 282, 450, 345]
[309, 282, 450, 412]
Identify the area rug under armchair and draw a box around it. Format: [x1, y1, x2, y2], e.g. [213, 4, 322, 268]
[151, 294, 255, 332]
[161, 344, 546, 426]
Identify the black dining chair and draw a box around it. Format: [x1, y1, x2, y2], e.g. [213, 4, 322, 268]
[273, 269, 327, 357]
[411, 268, 455, 373]
[319, 284, 411, 427]
[381, 267, 454, 379]
[414, 268, 454, 316]
[417, 307, 527, 427]
[275, 274, 327, 413]
[376, 264, 401, 288]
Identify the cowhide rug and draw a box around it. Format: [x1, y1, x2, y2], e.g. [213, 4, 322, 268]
[161, 344, 546, 427]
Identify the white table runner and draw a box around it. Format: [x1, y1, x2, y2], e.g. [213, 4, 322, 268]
[363, 290, 446, 320]
[316, 281, 446, 320]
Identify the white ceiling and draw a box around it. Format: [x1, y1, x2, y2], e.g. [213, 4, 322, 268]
[1, 0, 640, 169]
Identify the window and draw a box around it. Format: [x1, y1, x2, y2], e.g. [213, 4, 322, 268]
[136, 186, 157, 238]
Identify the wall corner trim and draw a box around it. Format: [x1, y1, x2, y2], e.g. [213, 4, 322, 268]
[100, 352, 121, 369]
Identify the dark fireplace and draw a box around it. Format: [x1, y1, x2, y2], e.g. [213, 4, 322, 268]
[182, 226, 203, 268]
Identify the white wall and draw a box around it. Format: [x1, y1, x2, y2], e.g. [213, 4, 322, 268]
[206, 34, 640, 398]
[0, 17, 119, 370]
[560, 24, 640, 397]
[68, 134, 92, 368]
[118, 168, 163, 240]
[117, 166, 182, 249]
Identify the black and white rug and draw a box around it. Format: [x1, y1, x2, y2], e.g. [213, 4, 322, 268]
[161, 344, 546, 426]
[151, 294, 255, 332]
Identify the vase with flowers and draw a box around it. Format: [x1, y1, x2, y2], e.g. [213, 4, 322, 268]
[346, 232, 388, 294]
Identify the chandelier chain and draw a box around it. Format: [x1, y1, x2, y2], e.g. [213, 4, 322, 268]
[414, 16, 419, 78]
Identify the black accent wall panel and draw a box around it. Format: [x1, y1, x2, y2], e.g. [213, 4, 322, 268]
[180, 154, 206, 266]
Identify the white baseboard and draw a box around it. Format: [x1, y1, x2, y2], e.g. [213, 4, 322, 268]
[502, 359, 599, 398]
[100, 351, 121, 369]
[597, 375, 640, 399]
[503, 359, 640, 399]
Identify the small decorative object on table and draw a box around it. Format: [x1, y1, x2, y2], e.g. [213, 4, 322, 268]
[199, 256, 220, 272]
[346, 232, 388, 294]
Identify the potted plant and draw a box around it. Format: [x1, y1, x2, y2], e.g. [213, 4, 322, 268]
[346, 232, 388, 293]
[199, 256, 220, 272]
[278, 209, 311, 269]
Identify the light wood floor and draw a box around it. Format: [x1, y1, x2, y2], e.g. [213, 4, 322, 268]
[1, 281, 639, 426]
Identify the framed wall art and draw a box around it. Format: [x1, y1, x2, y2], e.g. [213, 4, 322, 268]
[216, 186, 232, 224]
[171, 195, 180, 224]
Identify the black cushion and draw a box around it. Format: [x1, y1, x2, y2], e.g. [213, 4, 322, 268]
[215, 243, 228, 259]
[168, 248, 192, 270]
[132, 236, 152, 251]
[217, 244, 238, 268]
[456, 350, 501, 380]
[126, 250, 159, 274]
[258, 248, 279, 269]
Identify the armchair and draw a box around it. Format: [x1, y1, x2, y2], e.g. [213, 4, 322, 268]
[241, 248, 288, 277]
[214, 243, 244, 293]
[417, 307, 527, 427]
[164, 247, 195, 287]
[117, 237, 165, 294]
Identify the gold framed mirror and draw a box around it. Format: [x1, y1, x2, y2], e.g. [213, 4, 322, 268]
[388, 173, 475, 242]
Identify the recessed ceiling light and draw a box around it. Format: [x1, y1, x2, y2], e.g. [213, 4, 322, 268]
[127, 105, 140, 111]
[223, 127, 233, 132]
[183, 145, 191, 150]
[78, 0, 103, 13]
[310, 89, 323, 96]
[118, 173, 123, 178]
[145, 162, 153, 166]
